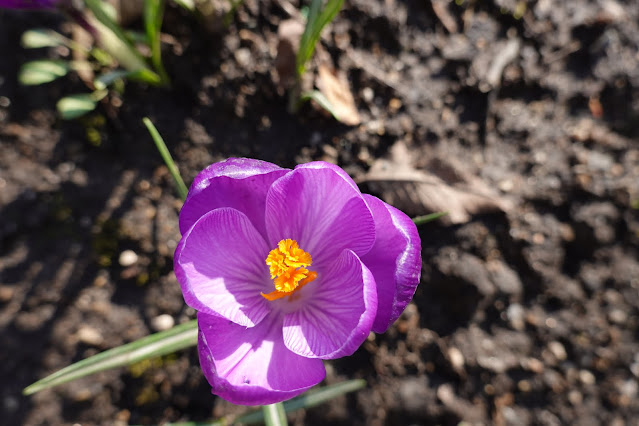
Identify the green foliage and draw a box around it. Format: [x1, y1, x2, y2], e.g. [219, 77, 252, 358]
[300, 90, 341, 120]
[296, 0, 344, 76]
[143, 118, 189, 201]
[23, 320, 198, 395]
[18, 60, 70, 85]
[264, 403, 288, 426]
[56, 90, 107, 120]
[144, 0, 170, 84]
[289, 0, 344, 114]
[21, 28, 66, 48]
[17, 0, 169, 119]
[412, 211, 448, 226]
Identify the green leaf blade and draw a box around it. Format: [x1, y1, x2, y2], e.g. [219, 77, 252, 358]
[143, 117, 189, 201]
[296, 0, 344, 76]
[263, 402, 288, 426]
[21, 29, 66, 49]
[18, 60, 69, 85]
[412, 211, 448, 226]
[56, 92, 108, 120]
[23, 320, 198, 395]
[144, 0, 170, 85]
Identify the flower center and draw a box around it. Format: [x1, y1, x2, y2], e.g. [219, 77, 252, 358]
[262, 239, 317, 301]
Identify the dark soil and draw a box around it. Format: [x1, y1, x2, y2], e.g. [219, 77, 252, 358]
[2, 1, 639, 425]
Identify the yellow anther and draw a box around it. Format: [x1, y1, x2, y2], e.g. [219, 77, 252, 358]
[262, 239, 317, 301]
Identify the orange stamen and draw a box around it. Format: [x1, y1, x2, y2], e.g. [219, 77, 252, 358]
[262, 239, 317, 301]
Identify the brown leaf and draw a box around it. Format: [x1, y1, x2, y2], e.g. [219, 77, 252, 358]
[316, 64, 361, 126]
[359, 142, 511, 224]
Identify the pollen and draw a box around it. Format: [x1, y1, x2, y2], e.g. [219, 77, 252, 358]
[262, 239, 317, 301]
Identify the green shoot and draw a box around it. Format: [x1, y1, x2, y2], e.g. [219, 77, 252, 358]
[263, 403, 288, 426]
[412, 211, 448, 226]
[289, 0, 344, 113]
[143, 118, 189, 201]
[23, 320, 197, 395]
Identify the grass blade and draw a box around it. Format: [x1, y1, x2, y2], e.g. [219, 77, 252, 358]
[84, 0, 161, 82]
[23, 320, 198, 395]
[263, 402, 288, 426]
[300, 90, 339, 119]
[296, 0, 344, 75]
[143, 117, 189, 201]
[412, 211, 448, 226]
[144, 0, 170, 85]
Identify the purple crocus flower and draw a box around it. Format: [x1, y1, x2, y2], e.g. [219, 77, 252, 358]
[174, 158, 421, 405]
[0, 0, 59, 8]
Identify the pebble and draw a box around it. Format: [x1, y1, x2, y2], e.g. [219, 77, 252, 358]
[618, 379, 637, 398]
[436, 383, 455, 404]
[151, 314, 175, 331]
[0, 285, 14, 302]
[118, 250, 138, 267]
[234, 48, 251, 68]
[568, 390, 583, 405]
[608, 309, 627, 325]
[362, 87, 374, 102]
[522, 357, 544, 373]
[77, 326, 104, 346]
[448, 347, 465, 372]
[548, 341, 567, 361]
[478, 355, 507, 373]
[517, 380, 531, 392]
[579, 369, 596, 385]
[507, 303, 526, 331]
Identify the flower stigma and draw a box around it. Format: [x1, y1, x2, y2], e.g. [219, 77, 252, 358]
[262, 239, 317, 301]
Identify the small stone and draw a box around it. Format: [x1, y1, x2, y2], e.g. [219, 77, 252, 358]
[498, 179, 514, 192]
[548, 341, 567, 361]
[568, 390, 582, 405]
[234, 48, 251, 68]
[608, 309, 627, 325]
[506, 303, 525, 331]
[362, 87, 374, 102]
[119, 250, 138, 267]
[77, 326, 103, 346]
[478, 355, 507, 373]
[151, 314, 175, 331]
[522, 357, 544, 373]
[579, 369, 596, 385]
[0, 285, 14, 302]
[436, 383, 455, 404]
[448, 347, 465, 372]
[517, 380, 531, 392]
[619, 379, 638, 398]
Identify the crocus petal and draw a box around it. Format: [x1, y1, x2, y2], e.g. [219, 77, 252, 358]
[179, 158, 288, 237]
[294, 161, 360, 192]
[265, 164, 375, 267]
[174, 208, 271, 327]
[0, 0, 58, 8]
[361, 194, 422, 333]
[198, 312, 326, 405]
[282, 250, 377, 359]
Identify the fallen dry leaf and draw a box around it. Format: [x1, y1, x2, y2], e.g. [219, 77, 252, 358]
[359, 141, 510, 224]
[316, 64, 361, 126]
